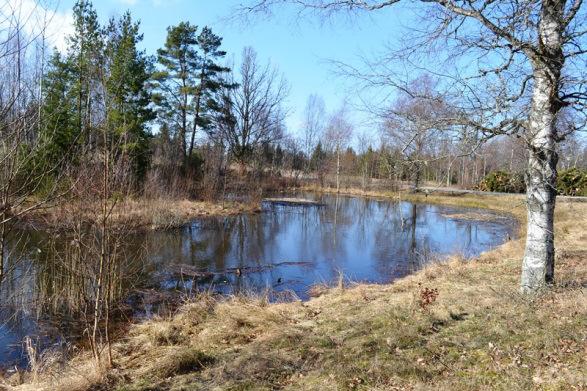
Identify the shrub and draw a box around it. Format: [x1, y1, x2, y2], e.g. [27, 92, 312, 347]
[557, 168, 587, 196]
[478, 171, 526, 193]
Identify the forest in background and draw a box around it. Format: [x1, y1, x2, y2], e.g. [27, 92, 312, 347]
[2, 0, 586, 213]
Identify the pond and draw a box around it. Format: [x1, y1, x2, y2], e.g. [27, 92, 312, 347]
[0, 194, 516, 369]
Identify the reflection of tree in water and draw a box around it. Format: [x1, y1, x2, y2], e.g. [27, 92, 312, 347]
[144, 207, 326, 294]
[317, 195, 357, 262]
[351, 197, 379, 249]
[369, 203, 435, 280]
[450, 218, 480, 253]
[31, 229, 148, 317]
[0, 228, 151, 367]
[2, 199, 511, 321]
[0, 195, 514, 367]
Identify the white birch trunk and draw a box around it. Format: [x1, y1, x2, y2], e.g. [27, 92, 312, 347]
[336, 146, 340, 193]
[521, 72, 558, 292]
[521, 0, 562, 293]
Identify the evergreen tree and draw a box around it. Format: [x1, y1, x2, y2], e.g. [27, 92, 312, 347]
[39, 2, 154, 185]
[152, 22, 200, 163]
[187, 27, 232, 158]
[38, 51, 78, 170]
[38, 0, 102, 170]
[310, 141, 326, 171]
[67, 0, 103, 147]
[104, 12, 154, 181]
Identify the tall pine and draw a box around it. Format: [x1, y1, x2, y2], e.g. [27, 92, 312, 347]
[39, 51, 78, 171]
[153, 23, 232, 169]
[187, 27, 232, 158]
[152, 22, 199, 164]
[104, 12, 154, 182]
[67, 0, 103, 149]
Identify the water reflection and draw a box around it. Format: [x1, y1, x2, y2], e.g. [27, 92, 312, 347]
[0, 194, 514, 368]
[142, 194, 514, 299]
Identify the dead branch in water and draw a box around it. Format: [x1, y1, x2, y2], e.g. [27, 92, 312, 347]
[169, 261, 314, 279]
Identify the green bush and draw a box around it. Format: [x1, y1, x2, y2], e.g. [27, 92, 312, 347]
[478, 171, 526, 193]
[557, 168, 587, 196]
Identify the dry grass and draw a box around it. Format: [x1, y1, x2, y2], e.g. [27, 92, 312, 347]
[8, 192, 587, 391]
[21, 198, 261, 231]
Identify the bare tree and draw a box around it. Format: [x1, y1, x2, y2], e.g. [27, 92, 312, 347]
[356, 131, 375, 189]
[381, 75, 454, 189]
[324, 106, 353, 192]
[240, 0, 587, 293]
[301, 93, 326, 173]
[211, 47, 288, 166]
[0, 0, 69, 285]
[558, 125, 585, 169]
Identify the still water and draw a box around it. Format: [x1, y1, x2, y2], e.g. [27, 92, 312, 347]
[0, 194, 515, 368]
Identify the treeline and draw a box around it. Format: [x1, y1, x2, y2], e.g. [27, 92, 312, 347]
[296, 132, 587, 194]
[16, 0, 289, 200]
[290, 78, 587, 195]
[4, 0, 587, 204]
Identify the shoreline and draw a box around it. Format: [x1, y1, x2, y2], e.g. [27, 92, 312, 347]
[17, 198, 262, 232]
[9, 191, 586, 390]
[297, 185, 527, 225]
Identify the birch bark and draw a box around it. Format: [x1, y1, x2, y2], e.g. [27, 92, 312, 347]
[521, 0, 564, 292]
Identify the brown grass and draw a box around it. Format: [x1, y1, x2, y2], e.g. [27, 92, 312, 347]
[20, 198, 261, 231]
[8, 191, 587, 391]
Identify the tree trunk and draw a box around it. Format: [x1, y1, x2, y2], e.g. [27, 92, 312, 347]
[521, 70, 559, 293]
[413, 161, 421, 190]
[188, 94, 201, 159]
[446, 159, 452, 187]
[188, 67, 206, 159]
[336, 146, 340, 193]
[0, 222, 5, 285]
[521, 0, 563, 293]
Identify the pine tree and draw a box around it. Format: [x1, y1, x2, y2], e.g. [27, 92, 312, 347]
[187, 27, 232, 158]
[67, 0, 103, 148]
[104, 12, 154, 182]
[38, 51, 78, 170]
[152, 22, 200, 163]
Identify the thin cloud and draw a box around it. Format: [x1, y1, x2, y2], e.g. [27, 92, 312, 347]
[0, 0, 74, 52]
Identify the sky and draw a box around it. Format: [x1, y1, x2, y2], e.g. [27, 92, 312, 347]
[12, 0, 417, 143]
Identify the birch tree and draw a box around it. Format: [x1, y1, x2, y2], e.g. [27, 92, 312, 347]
[241, 0, 587, 293]
[381, 75, 453, 189]
[301, 94, 326, 172]
[324, 106, 353, 192]
[0, 0, 69, 285]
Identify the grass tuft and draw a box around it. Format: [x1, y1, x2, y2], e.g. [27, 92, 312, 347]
[157, 348, 214, 378]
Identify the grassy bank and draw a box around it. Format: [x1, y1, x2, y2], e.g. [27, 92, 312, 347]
[298, 184, 527, 211]
[20, 198, 261, 231]
[9, 192, 586, 390]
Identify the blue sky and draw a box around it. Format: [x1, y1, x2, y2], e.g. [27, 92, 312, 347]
[43, 0, 416, 142]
